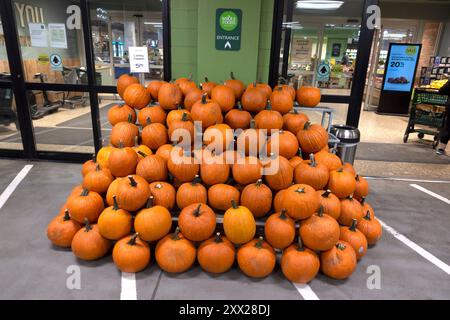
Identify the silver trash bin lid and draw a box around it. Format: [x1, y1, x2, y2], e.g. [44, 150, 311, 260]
[330, 125, 360, 144]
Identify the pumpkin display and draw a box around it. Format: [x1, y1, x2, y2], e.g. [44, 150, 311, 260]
[149, 182, 176, 210]
[254, 104, 283, 133]
[247, 82, 272, 100]
[283, 109, 309, 135]
[190, 94, 223, 130]
[146, 80, 168, 101]
[81, 157, 97, 177]
[317, 189, 341, 220]
[108, 104, 136, 126]
[200, 157, 230, 185]
[273, 83, 296, 100]
[176, 175, 207, 209]
[178, 203, 216, 241]
[108, 143, 138, 177]
[270, 87, 294, 114]
[211, 85, 235, 113]
[328, 168, 357, 199]
[97, 195, 132, 240]
[240, 179, 272, 218]
[273, 189, 286, 213]
[224, 102, 252, 129]
[264, 209, 295, 249]
[167, 147, 200, 182]
[106, 177, 124, 206]
[237, 237, 276, 278]
[156, 143, 173, 162]
[112, 233, 151, 273]
[200, 77, 217, 97]
[116, 175, 150, 212]
[177, 76, 197, 96]
[296, 86, 321, 108]
[158, 82, 183, 110]
[110, 115, 139, 148]
[241, 84, 267, 113]
[281, 236, 320, 283]
[357, 211, 382, 245]
[281, 184, 320, 220]
[166, 106, 191, 127]
[264, 155, 294, 191]
[237, 119, 266, 156]
[208, 184, 240, 211]
[71, 219, 111, 261]
[133, 144, 152, 162]
[314, 149, 343, 172]
[300, 206, 340, 251]
[342, 162, 356, 176]
[340, 219, 368, 260]
[141, 121, 168, 150]
[184, 87, 204, 111]
[232, 156, 262, 185]
[47, 209, 82, 248]
[67, 188, 104, 223]
[224, 72, 245, 99]
[203, 123, 233, 152]
[289, 148, 303, 168]
[123, 83, 151, 110]
[338, 196, 364, 226]
[360, 198, 375, 219]
[155, 227, 196, 273]
[320, 240, 357, 280]
[294, 153, 329, 190]
[354, 175, 369, 201]
[296, 122, 328, 154]
[82, 165, 113, 194]
[134, 196, 172, 242]
[197, 232, 235, 274]
[223, 200, 256, 244]
[168, 112, 194, 145]
[268, 130, 299, 159]
[117, 74, 139, 98]
[138, 104, 166, 127]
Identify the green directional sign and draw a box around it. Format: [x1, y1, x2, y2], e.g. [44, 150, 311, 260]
[215, 8, 242, 51]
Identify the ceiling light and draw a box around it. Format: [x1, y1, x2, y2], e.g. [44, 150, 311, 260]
[296, 0, 344, 10]
[144, 22, 162, 25]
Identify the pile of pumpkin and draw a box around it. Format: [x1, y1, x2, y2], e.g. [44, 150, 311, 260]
[46, 73, 382, 283]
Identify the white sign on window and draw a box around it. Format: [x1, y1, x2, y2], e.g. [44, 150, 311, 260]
[49, 23, 68, 48]
[29, 23, 48, 47]
[129, 46, 149, 73]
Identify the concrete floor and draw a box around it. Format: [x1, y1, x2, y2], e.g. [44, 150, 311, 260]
[0, 158, 449, 300]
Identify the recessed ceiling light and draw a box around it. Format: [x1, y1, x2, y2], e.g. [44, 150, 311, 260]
[296, 0, 344, 10]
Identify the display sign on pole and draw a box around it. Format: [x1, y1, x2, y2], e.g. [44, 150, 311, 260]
[129, 47, 149, 73]
[48, 23, 68, 49]
[215, 8, 242, 51]
[29, 23, 48, 47]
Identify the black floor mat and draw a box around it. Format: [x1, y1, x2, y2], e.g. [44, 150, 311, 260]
[56, 103, 115, 129]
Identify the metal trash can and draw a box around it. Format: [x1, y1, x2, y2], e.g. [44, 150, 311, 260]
[330, 125, 360, 165]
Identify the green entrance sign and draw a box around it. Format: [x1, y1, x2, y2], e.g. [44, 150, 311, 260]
[215, 8, 242, 51]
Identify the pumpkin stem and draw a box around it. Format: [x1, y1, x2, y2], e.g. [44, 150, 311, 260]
[127, 233, 139, 246]
[296, 235, 305, 252]
[361, 197, 366, 205]
[277, 86, 283, 92]
[294, 187, 305, 194]
[146, 196, 154, 208]
[194, 203, 202, 217]
[255, 236, 264, 249]
[349, 219, 358, 232]
[231, 199, 239, 209]
[356, 174, 360, 181]
[137, 150, 147, 158]
[83, 218, 92, 232]
[128, 175, 137, 187]
[63, 209, 71, 221]
[322, 189, 331, 198]
[172, 226, 181, 240]
[237, 101, 243, 111]
[279, 209, 288, 220]
[230, 72, 236, 80]
[188, 73, 192, 81]
[336, 242, 346, 250]
[118, 140, 124, 149]
[204, 76, 209, 83]
[250, 119, 256, 129]
[80, 188, 89, 197]
[201, 93, 208, 104]
[303, 121, 311, 130]
[191, 175, 201, 185]
[127, 113, 133, 123]
[112, 195, 119, 210]
[95, 164, 101, 171]
[317, 206, 324, 217]
[337, 167, 344, 173]
[309, 153, 317, 167]
[214, 232, 223, 243]
[266, 102, 272, 110]
[363, 210, 372, 221]
[253, 81, 257, 87]
[292, 108, 299, 114]
[155, 183, 163, 190]
[181, 112, 189, 122]
[255, 179, 263, 187]
[347, 195, 354, 201]
[146, 116, 152, 125]
[297, 148, 303, 157]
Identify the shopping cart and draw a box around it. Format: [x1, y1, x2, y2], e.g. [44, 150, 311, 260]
[403, 88, 449, 148]
[61, 67, 89, 109]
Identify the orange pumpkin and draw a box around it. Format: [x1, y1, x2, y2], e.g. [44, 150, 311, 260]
[314, 149, 342, 171]
[300, 206, 340, 251]
[135, 153, 167, 183]
[224, 102, 252, 130]
[133, 144, 152, 162]
[294, 153, 329, 190]
[158, 82, 183, 110]
[106, 177, 124, 206]
[149, 181, 176, 210]
[116, 175, 150, 211]
[112, 233, 151, 273]
[123, 83, 151, 110]
[357, 211, 382, 245]
[296, 122, 328, 154]
[108, 143, 138, 177]
[134, 196, 172, 242]
[146, 80, 168, 101]
[283, 109, 310, 135]
[240, 179, 272, 218]
[289, 148, 303, 168]
[168, 112, 194, 145]
[200, 77, 217, 97]
[178, 203, 216, 241]
[203, 123, 234, 152]
[200, 155, 230, 185]
[237, 237, 276, 278]
[82, 164, 113, 194]
[270, 87, 293, 114]
[320, 240, 357, 280]
[176, 175, 207, 209]
[339, 196, 364, 226]
[296, 86, 321, 108]
[167, 147, 200, 182]
[264, 209, 295, 249]
[281, 236, 320, 283]
[177, 76, 197, 96]
[191, 94, 223, 130]
[207, 184, 240, 211]
[247, 82, 272, 100]
[166, 106, 191, 127]
[71, 220, 111, 261]
[340, 219, 368, 260]
[281, 184, 320, 220]
[81, 157, 97, 177]
[141, 121, 168, 150]
[360, 198, 375, 220]
[138, 104, 166, 127]
[328, 168, 356, 199]
[254, 104, 283, 134]
[211, 84, 235, 113]
[342, 162, 356, 176]
[264, 155, 294, 191]
[47, 209, 82, 248]
[267, 130, 299, 159]
[117, 74, 139, 98]
[184, 87, 204, 111]
[108, 104, 136, 126]
[232, 156, 262, 185]
[97, 195, 132, 240]
[273, 189, 286, 213]
[197, 232, 235, 274]
[241, 85, 267, 113]
[66, 188, 104, 223]
[354, 175, 369, 201]
[110, 115, 139, 148]
[274, 83, 296, 100]
[316, 189, 341, 220]
[156, 143, 173, 162]
[155, 227, 196, 273]
[224, 72, 245, 99]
